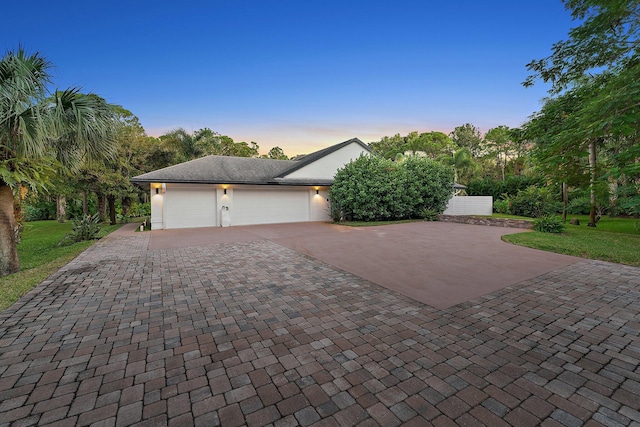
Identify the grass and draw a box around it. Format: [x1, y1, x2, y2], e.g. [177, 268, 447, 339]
[0, 220, 122, 312]
[503, 215, 640, 267]
[564, 214, 639, 234]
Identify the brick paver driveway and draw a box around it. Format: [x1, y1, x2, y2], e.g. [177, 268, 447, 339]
[1, 223, 639, 426]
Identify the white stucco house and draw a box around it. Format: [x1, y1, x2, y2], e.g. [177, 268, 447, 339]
[131, 138, 371, 229]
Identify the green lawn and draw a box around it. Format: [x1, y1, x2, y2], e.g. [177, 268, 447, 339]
[564, 214, 639, 234]
[503, 216, 640, 267]
[0, 221, 122, 312]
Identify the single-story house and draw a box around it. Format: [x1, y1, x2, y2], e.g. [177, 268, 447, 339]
[131, 138, 371, 229]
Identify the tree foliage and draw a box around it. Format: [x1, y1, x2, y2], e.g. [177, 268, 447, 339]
[369, 131, 453, 160]
[0, 48, 119, 276]
[523, 0, 640, 223]
[449, 123, 484, 157]
[264, 146, 288, 160]
[159, 127, 260, 162]
[524, 0, 640, 93]
[330, 154, 454, 221]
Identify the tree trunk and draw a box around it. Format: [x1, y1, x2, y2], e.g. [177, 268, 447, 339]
[107, 195, 116, 225]
[97, 193, 107, 222]
[56, 195, 66, 223]
[562, 182, 568, 222]
[82, 190, 88, 216]
[588, 139, 597, 227]
[122, 197, 131, 221]
[0, 183, 20, 277]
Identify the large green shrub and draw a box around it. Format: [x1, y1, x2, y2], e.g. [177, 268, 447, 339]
[509, 186, 561, 218]
[24, 199, 56, 221]
[330, 154, 454, 221]
[493, 199, 511, 214]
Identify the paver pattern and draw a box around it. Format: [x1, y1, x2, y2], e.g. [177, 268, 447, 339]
[0, 225, 639, 426]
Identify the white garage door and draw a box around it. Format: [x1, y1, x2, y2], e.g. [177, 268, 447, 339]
[164, 185, 217, 229]
[232, 189, 309, 226]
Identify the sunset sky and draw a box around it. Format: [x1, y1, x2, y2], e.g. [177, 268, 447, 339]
[3, 1, 575, 156]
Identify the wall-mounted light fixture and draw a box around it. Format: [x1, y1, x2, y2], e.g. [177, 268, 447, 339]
[155, 188, 159, 195]
[224, 188, 227, 195]
[316, 189, 319, 195]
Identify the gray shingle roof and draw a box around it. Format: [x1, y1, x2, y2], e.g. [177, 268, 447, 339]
[131, 138, 370, 186]
[131, 156, 296, 185]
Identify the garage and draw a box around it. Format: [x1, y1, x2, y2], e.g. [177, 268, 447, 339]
[232, 189, 309, 226]
[131, 138, 372, 230]
[164, 184, 217, 229]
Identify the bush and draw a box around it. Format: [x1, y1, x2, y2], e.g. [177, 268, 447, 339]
[59, 214, 102, 246]
[467, 175, 544, 199]
[330, 154, 454, 221]
[128, 202, 151, 218]
[419, 208, 439, 221]
[24, 200, 56, 221]
[534, 216, 566, 233]
[493, 198, 510, 214]
[567, 196, 591, 214]
[611, 184, 640, 217]
[509, 186, 561, 218]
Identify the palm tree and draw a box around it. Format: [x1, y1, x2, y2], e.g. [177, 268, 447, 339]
[0, 48, 118, 277]
[437, 148, 476, 185]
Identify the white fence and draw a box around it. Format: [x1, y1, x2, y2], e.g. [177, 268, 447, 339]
[443, 196, 493, 216]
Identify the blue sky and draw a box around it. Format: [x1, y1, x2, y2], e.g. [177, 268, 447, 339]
[3, 1, 575, 155]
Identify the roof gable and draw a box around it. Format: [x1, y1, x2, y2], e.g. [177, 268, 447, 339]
[276, 138, 371, 179]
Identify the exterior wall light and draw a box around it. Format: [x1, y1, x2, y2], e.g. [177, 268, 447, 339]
[316, 189, 319, 195]
[155, 188, 159, 195]
[224, 188, 227, 195]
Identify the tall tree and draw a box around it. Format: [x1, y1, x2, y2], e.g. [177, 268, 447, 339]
[265, 146, 288, 160]
[160, 128, 202, 162]
[437, 148, 476, 185]
[0, 48, 117, 276]
[370, 131, 453, 160]
[524, 0, 640, 226]
[485, 125, 512, 181]
[449, 124, 484, 157]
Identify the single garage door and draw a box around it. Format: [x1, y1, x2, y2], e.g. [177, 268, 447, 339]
[164, 185, 217, 229]
[232, 189, 309, 226]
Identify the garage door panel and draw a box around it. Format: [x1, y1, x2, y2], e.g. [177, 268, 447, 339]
[233, 190, 308, 226]
[165, 186, 216, 229]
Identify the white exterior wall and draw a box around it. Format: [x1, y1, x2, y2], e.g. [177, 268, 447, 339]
[443, 196, 493, 216]
[284, 142, 369, 179]
[311, 189, 330, 221]
[150, 186, 164, 230]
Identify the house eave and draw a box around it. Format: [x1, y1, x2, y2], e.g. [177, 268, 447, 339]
[131, 178, 334, 187]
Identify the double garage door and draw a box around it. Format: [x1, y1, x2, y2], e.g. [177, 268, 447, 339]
[163, 186, 310, 228]
[232, 189, 309, 226]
